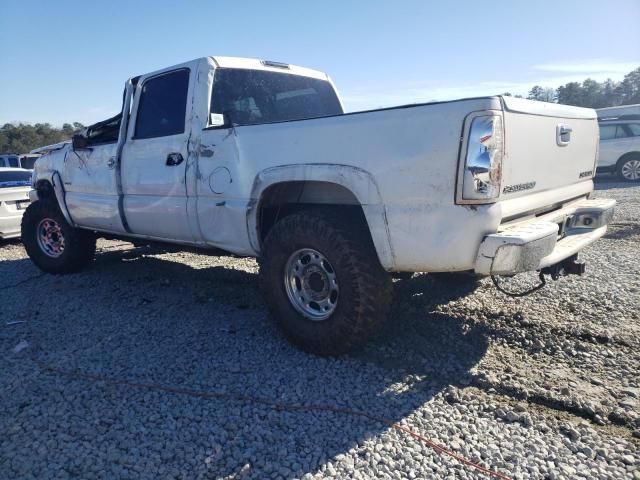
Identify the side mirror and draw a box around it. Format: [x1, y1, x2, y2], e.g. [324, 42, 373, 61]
[209, 113, 227, 128]
[72, 134, 89, 150]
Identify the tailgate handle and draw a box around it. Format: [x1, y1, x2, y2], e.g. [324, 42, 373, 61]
[556, 124, 572, 146]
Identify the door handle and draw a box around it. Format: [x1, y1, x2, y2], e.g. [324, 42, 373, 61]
[107, 157, 116, 169]
[166, 153, 184, 166]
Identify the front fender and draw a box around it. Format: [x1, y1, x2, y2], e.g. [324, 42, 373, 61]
[31, 148, 75, 226]
[247, 163, 395, 270]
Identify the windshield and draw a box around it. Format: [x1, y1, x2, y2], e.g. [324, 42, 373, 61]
[211, 68, 343, 126]
[0, 170, 32, 188]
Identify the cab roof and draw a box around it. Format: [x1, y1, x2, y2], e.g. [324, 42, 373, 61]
[209, 56, 330, 81]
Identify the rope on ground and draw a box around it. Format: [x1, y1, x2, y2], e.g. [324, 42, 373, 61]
[0, 273, 46, 291]
[29, 348, 512, 480]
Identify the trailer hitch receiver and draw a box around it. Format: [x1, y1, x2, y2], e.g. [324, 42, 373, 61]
[541, 254, 585, 280]
[492, 254, 586, 297]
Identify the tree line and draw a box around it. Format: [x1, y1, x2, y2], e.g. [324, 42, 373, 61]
[0, 122, 85, 155]
[508, 66, 640, 108]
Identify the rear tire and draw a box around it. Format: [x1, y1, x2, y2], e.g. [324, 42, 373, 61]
[21, 200, 96, 274]
[617, 155, 640, 182]
[259, 209, 392, 356]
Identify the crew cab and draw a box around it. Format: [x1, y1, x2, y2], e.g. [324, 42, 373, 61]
[23, 56, 615, 355]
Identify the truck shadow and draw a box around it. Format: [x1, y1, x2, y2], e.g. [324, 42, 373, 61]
[594, 176, 639, 190]
[3, 247, 489, 479]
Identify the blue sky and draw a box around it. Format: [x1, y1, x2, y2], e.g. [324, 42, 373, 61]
[1, 0, 639, 126]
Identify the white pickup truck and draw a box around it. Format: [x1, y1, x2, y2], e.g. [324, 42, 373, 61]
[23, 56, 615, 355]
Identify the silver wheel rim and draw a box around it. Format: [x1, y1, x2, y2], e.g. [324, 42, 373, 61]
[36, 218, 65, 258]
[284, 248, 339, 321]
[621, 160, 640, 180]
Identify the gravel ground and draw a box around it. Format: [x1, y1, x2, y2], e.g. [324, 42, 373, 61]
[1, 178, 638, 480]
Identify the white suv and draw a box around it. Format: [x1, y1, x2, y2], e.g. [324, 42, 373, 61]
[597, 116, 640, 181]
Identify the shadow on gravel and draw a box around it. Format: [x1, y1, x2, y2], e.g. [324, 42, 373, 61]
[594, 176, 640, 190]
[2, 249, 489, 479]
[603, 222, 640, 239]
[0, 238, 22, 246]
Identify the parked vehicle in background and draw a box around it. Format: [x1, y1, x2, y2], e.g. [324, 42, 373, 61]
[597, 103, 640, 120]
[597, 115, 640, 181]
[0, 168, 33, 239]
[0, 153, 21, 168]
[21, 56, 614, 355]
[20, 154, 41, 170]
[30, 141, 71, 156]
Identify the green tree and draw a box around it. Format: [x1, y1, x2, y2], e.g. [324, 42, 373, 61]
[527, 85, 545, 101]
[616, 67, 640, 105]
[581, 78, 602, 107]
[556, 82, 583, 106]
[527, 86, 556, 103]
[553, 67, 639, 108]
[600, 79, 619, 107]
[0, 122, 84, 154]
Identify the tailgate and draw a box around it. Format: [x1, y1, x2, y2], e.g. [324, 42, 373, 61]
[499, 97, 598, 204]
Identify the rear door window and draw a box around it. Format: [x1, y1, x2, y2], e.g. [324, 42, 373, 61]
[134, 69, 190, 139]
[599, 124, 628, 140]
[626, 123, 640, 137]
[615, 125, 629, 138]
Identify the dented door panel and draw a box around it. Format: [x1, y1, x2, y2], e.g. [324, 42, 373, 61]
[63, 142, 124, 232]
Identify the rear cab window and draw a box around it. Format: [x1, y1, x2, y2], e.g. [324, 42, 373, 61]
[210, 68, 343, 127]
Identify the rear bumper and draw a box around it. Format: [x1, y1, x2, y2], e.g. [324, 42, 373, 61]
[475, 198, 615, 275]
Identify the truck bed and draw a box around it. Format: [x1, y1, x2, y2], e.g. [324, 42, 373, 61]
[199, 96, 598, 271]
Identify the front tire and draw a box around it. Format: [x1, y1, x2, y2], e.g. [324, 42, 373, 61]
[617, 155, 640, 182]
[259, 209, 392, 356]
[21, 200, 96, 274]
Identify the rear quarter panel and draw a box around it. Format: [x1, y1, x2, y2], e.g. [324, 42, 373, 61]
[199, 97, 502, 271]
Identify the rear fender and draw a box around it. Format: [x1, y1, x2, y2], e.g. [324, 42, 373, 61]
[248, 163, 395, 269]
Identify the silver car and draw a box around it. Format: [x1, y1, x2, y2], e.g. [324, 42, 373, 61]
[597, 116, 640, 181]
[0, 168, 32, 240]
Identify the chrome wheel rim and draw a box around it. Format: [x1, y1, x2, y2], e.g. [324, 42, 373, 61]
[284, 248, 339, 321]
[621, 160, 640, 180]
[36, 218, 65, 258]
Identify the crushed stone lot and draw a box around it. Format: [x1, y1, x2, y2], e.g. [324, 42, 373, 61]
[1, 179, 638, 480]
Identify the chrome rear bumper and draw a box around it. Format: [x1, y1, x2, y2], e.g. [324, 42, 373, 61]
[475, 198, 615, 276]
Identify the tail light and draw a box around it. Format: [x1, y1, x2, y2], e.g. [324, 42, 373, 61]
[459, 113, 504, 203]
